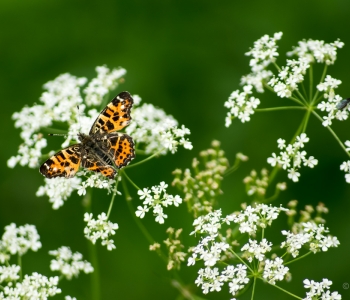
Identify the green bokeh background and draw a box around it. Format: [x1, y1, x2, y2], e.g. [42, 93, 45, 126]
[1, 1, 350, 299]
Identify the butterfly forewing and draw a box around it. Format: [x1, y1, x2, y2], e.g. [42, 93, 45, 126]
[40, 144, 82, 178]
[89, 91, 133, 135]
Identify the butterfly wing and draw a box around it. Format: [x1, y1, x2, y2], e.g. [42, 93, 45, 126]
[40, 144, 82, 178]
[89, 91, 134, 135]
[96, 133, 135, 169]
[81, 146, 117, 179]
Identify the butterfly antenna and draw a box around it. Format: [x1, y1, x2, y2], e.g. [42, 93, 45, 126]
[76, 105, 83, 133]
[48, 133, 67, 137]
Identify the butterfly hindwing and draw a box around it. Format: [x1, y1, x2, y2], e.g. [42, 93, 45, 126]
[40, 144, 82, 178]
[89, 91, 133, 135]
[96, 133, 135, 169]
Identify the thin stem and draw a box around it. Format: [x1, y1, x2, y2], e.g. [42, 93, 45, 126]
[273, 62, 281, 72]
[106, 176, 120, 218]
[251, 276, 257, 300]
[126, 148, 165, 169]
[302, 109, 311, 133]
[121, 170, 141, 190]
[284, 251, 312, 265]
[309, 64, 313, 101]
[255, 106, 306, 112]
[300, 82, 308, 102]
[224, 154, 245, 176]
[83, 191, 101, 300]
[266, 281, 302, 299]
[289, 96, 305, 106]
[311, 111, 350, 157]
[311, 64, 328, 105]
[229, 249, 254, 273]
[295, 90, 307, 105]
[17, 254, 22, 281]
[171, 280, 207, 300]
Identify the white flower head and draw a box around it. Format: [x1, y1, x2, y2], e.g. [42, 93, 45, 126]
[49, 246, 94, 280]
[136, 182, 182, 224]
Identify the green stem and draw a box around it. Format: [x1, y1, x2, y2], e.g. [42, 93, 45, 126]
[309, 64, 313, 101]
[255, 106, 306, 112]
[311, 111, 350, 157]
[302, 109, 311, 133]
[289, 96, 305, 106]
[229, 249, 254, 273]
[106, 176, 120, 218]
[121, 170, 141, 190]
[311, 64, 328, 105]
[273, 62, 281, 72]
[126, 148, 166, 169]
[295, 90, 307, 105]
[83, 191, 101, 300]
[266, 281, 302, 299]
[284, 251, 312, 265]
[17, 254, 22, 281]
[224, 154, 246, 176]
[251, 276, 257, 300]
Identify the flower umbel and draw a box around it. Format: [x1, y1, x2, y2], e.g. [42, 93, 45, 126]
[267, 134, 318, 182]
[84, 212, 119, 250]
[136, 182, 182, 224]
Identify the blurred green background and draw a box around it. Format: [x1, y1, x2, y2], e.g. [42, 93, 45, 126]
[1, 0, 350, 299]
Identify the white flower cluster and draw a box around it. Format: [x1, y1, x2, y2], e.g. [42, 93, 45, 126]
[188, 210, 250, 297]
[0, 223, 42, 256]
[287, 38, 344, 65]
[125, 100, 192, 154]
[317, 75, 348, 126]
[241, 238, 272, 262]
[84, 213, 119, 251]
[36, 177, 82, 209]
[281, 222, 339, 257]
[84, 65, 126, 106]
[1, 273, 61, 299]
[136, 182, 182, 224]
[224, 85, 261, 126]
[225, 32, 282, 127]
[49, 246, 94, 280]
[0, 265, 20, 283]
[194, 265, 249, 297]
[267, 134, 318, 182]
[189, 204, 341, 298]
[268, 58, 310, 98]
[7, 134, 47, 169]
[232, 204, 288, 235]
[77, 171, 116, 196]
[303, 279, 341, 300]
[340, 158, 350, 183]
[263, 257, 289, 285]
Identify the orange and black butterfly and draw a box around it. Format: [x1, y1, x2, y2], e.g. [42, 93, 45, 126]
[40, 91, 135, 179]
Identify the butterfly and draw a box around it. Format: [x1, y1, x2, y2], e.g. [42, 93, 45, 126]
[39, 91, 135, 179]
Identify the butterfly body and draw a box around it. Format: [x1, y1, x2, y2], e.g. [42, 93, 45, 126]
[40, 92, 135, 179]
